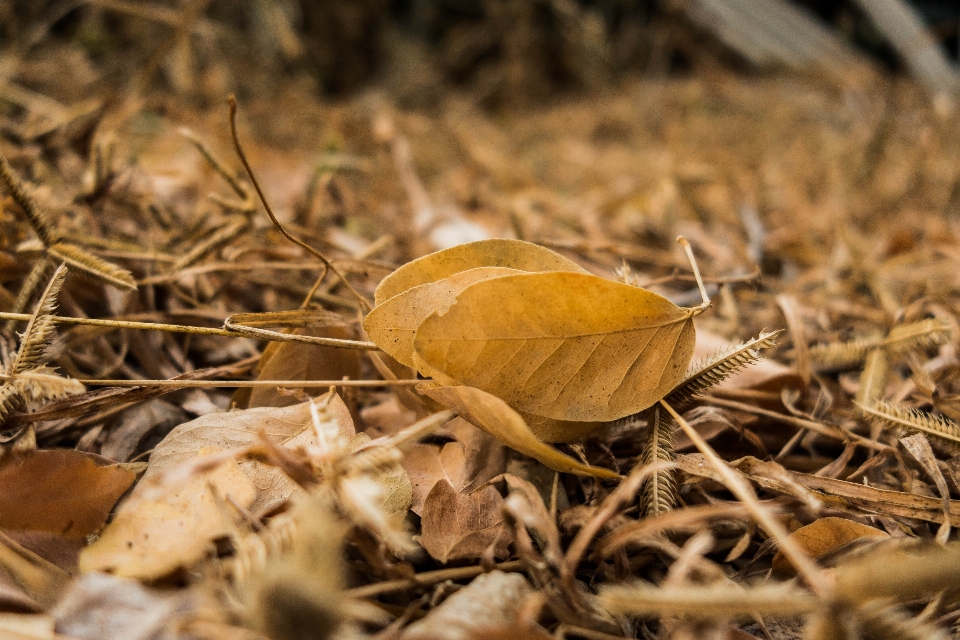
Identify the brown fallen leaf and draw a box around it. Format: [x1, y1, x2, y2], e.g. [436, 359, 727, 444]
[0, 449, 136, 538]
[374, 238, 588, 306]
[418, 479, 510, 563]
[413, 271, 698, 422]
[399, 570, 550, 640]
[78, 451, 257, 579]
[420, 384, 619, 479]
[0, 531, 70, 610]
[246, 326, 362, 409]
[364, 266, 522, 368]
[0, 530, 83, 575]
[142, 396, 354, 514]
[403, 417, 505, 515]
[771, 517, 887, 574]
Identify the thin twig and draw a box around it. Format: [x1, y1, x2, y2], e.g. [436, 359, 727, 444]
[0, 312, 379, 350]
[227, 96, 371, 311]
[345, 560, 524, 599]
[706, 395, 891, 452]
[55, 378, 421, 388]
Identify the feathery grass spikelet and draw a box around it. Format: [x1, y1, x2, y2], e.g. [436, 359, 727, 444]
[47, 242, 137, 291]
[856, 399, 960, 453]
[15, 367, 85, 401]
[810, 335, 880, 368]
[665, 330, 780, 408]
[882, 318, 951, 353]
[13, 265, 66, 374]
[5, 259, 55, 333]
[0, 382, 26, 426]
[0, 155, 57, 246]
[640, 405, 678, 518]
[812, 318, 951, 369]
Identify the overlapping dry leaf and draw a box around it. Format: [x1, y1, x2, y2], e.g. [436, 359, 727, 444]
[413, 271, 698, 422]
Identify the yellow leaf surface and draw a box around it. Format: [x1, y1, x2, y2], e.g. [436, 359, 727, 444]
[373, 238, 587, 306]
[79, 452, 256, 579]
[414, 272, 697, 422]
[364, 267, 521, 368]
[420, 384, 619, 479]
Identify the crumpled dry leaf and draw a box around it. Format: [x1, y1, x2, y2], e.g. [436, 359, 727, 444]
[399, 570, 550, 640]
[413, 271, 697, 422]
[374, 238, 587, 306]
[142, 396, 354, 514]
[365, 266, 521, 368]
[78, 451, 257, 579]
[0, 449, 136, 538]
[420, 384, 619, 479]
[771, 517, 887, 574]
[418, 479, 510, 563]
[403, 417, 506, 515]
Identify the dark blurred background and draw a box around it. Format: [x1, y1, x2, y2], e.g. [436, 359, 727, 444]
[2, 0, 959, 109]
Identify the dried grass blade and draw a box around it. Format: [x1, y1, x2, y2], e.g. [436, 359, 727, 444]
[856, 348, 889, 406]
[660, 399, 830, 598]
[599, 581, 818, 618]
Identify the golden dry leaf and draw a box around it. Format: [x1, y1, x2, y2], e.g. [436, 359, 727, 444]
[0, 450, 136, 538]
[79, 452, 257, 579]
[420, 384, 619, 479]
[418, 479, 510, 563]
[364, 266, 522, 368]
[373, 238, 587, 306]
[414, 271, 697, 421]
[771, 517, 887, 574]
[517, 409, 602, 443]
[143, 396, 355, 514]
[246, 326, 362, 409]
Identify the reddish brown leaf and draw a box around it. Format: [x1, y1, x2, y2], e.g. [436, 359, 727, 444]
[0, 450, 136, 538]
[418, 479, 510, 563]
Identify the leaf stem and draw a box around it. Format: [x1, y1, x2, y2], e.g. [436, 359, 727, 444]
[676, 235, 710, 309]
[227, 96, 371, 312]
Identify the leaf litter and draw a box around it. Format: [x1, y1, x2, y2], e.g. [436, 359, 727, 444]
[5, 9, 960, 639]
